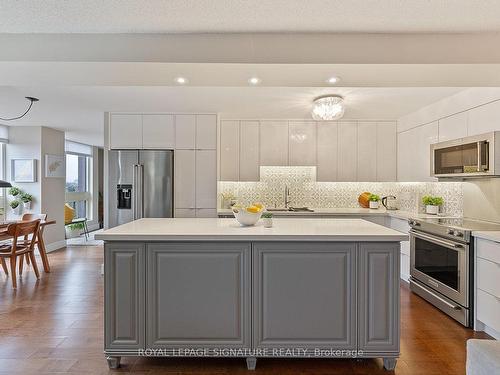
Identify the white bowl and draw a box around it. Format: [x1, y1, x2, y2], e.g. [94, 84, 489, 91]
[232, 207, 263, 226]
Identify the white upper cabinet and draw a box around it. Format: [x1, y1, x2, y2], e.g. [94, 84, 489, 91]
[196, 115, 217, 150]
[174, 150, 196, 209]
[376, 122, 397, 181]
[239, 121, 260, 181]
[175, 115, 197, 149]
[219, 120, 240, 181]
[288, 121, 317, 166]
[109, 114, 143, 149]
[468, 100, 500, 136]
[142, 114, 175, 149]
[316, 122, 338, 182]
[398, 122, 438, 182]
[260, 121, 289, 166]
[195, 150, 217, 208]
[337, 122, 358, 181]
[357, 122, 377, 182]
[438, 112, 468, 142]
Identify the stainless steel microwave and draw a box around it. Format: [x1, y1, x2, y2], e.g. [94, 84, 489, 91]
[431, 132, 500, 178]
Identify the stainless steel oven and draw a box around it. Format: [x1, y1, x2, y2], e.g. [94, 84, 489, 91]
[410, 230, 469, 308]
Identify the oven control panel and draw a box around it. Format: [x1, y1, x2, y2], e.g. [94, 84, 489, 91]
[408, 219, 469, 243]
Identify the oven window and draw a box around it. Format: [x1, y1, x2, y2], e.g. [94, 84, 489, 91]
[414, 238, 459, 290]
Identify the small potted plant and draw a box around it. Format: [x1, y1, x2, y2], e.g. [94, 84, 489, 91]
[20, 192, 33, 211]
[65, 221, 86, 239]
[261, 211, 273, 228]
[9, 200, 21, 215]
[368, 194, 381, 209]
[8, 186, 21, 197]
[422, 195, 444, 215]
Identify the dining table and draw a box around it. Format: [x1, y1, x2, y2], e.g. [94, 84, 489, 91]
[0, 219, 56, 273]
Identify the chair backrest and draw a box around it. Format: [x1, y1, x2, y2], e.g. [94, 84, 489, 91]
[21, 213, 47, 222]
[6, 220, 41, 245]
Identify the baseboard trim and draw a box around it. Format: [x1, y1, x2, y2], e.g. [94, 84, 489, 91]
[483, 325, 500, 340]
[45, 239, 67, 253]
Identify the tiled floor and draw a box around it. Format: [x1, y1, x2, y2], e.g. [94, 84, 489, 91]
[0, 245, 491, 374]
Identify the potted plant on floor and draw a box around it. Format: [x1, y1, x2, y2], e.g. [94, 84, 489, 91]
[422, 195, 444, 215]
[368, 194, 381, 209]
[20, 192, 33, 211]
[65, 221, 86, 239]
[261, 211, 273, 228]
[9, 200, 21, 215]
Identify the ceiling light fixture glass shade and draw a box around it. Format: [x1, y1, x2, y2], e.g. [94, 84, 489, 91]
[311, 95, 345, 121]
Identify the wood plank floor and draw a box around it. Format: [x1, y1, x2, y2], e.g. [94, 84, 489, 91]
[0, 245, 491, 375]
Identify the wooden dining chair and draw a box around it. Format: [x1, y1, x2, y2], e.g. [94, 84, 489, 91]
[0, 220, 41, 289]
[18, 213, 47, 273]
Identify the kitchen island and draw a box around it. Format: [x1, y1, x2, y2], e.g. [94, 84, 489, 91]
[96, 218, 407, 371]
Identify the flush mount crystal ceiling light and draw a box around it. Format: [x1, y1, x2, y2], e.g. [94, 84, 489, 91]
[311, 95, 345, 121]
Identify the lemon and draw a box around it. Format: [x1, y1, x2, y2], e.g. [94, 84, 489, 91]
[254, 203, 264, 210]
[246, 206, 260, 213]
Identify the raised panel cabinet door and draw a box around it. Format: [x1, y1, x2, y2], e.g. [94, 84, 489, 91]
[316, 121, 338, 181]
[175, 115, 196, 149]
[260, 121, 289, 166]
[142, 114, 175, 149]
[174, 150, 196, 209]
[195, 150, 217, 208]
[146, 242, 251, 349]
[239, 120, 260, 181]
[376, 122, 397, 181]
[289, 121, 317, 166]
[438, 112, 467, 142]
[357, 122, 377, 182]
[338, 122, 358, 181]
[358, 243, 400, 354]
[109, 114, 142, 149]
[196, 114, 217, 150]
[104, 243, 145, 351]
[219, 120, 240, 181]
[253, 242, 356, 350]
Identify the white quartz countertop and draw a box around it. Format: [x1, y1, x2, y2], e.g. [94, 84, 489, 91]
[217, 208, 457, 221]
[472, 231, 500, 243]
[96, 218, 408, 242]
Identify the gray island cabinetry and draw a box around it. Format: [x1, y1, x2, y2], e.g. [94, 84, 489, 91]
[97, 218, 406, 371]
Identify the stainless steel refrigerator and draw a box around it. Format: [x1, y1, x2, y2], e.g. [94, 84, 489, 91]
[108, 150, 173, 228]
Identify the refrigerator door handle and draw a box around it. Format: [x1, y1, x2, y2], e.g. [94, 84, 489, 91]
[137, 164, 144, 219]
[132, 164, 138, 220]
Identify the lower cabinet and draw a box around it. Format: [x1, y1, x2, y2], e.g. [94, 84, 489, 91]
[146, 242, 251, 349]
[253, 242, 356, 350]
[358, 243, 400, 354]
[104, 243, 145, 351]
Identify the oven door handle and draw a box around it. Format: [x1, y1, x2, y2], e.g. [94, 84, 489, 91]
[418, 281, 462, 310]
[410, 230, 465, 250]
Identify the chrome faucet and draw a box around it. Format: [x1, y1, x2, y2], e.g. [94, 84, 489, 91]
[284, 185, 291, 209]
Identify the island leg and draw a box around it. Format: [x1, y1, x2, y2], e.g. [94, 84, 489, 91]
[106, 356, 121, 369]
[246, 357, 257, 370]
[383, 357, 397, 371]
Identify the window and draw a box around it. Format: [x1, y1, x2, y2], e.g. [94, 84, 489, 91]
[65, 141, 93, 219]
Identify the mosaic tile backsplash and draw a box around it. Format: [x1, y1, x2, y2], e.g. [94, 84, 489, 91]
[219, 167, 463, 217]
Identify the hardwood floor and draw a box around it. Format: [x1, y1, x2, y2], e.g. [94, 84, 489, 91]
[0, 245, 491, 375]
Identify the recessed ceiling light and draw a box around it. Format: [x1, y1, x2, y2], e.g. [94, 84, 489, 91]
[326, 76, 340, 84]
[248, 77, 261, 85]
[175, 77, 188, 85]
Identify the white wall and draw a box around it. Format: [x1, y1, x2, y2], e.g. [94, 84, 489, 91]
[6, 126, 66, 250]
[397, 88, 500, 222]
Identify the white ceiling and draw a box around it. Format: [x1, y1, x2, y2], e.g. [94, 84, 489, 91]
[1, 0, 500, 33]
[0, 86, 463, 146]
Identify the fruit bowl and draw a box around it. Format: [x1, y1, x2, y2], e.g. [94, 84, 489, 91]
[232, 204, 264, 226]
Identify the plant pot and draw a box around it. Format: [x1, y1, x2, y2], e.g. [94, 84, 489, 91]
[23, 202, 31, 211]
[426, 205, 439, 215]
[262, 217, 273, 228]
[369, 201, 379, 209]
[10, 206, 21, 216]
[65, 226, 80, 239]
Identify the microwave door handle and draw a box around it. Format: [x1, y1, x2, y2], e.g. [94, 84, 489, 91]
[477, 142, 482, 172]
[477, 141, 489, 172]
